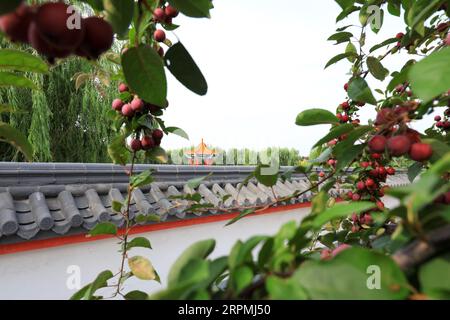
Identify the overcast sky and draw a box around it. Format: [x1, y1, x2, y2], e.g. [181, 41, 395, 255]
[162, 0, 437, 155]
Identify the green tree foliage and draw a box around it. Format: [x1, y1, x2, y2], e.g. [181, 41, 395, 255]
[0, 40, 116, 162]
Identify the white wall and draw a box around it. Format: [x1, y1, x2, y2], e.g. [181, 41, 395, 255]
[0, 208, 309, 300]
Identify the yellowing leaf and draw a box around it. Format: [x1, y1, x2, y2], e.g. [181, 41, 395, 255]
[128, 256, 156, 281]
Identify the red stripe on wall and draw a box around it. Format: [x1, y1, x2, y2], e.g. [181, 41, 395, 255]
[0, 202, 313, 255]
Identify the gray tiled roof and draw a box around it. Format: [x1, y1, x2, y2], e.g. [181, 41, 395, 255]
[0, 163, 411, 244]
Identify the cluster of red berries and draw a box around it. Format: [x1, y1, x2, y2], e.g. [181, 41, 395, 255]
[151, 2, 179, 57]
[112, 83, 165, 152]
[434, 108, 450, 131]
[0, 2, 113, 63]
[338, 84, 364, 126]
[368, 131, 432, 162]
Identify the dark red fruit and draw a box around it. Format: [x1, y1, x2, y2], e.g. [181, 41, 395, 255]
[435, 115, 442, 122]
[371, 153, 382, 160]
[157, 46, 164, 57]
[76, 17, 113, 59]
[405, 128, 421, 144]
[368, 135, 387, 153]
[409, 143, 433, 162]
[154, 29, 166, 42]
[118, 83, 128, 93]
[387, 135, 411, 157]
[341, 101, 350, 110]
[344, 83, 349, 91]
[437, 22, 449, 33]
[319, 171, 325, 178]
[0, 3, 34, 43]
[141, 136, 155, 150]
[34, 2, 84, 51]
[365, 178, 375, 188]
[28, 22, 72, 60]
[165, 6, 179, 18]
[357, 181, 365, 190]
[352, 194, 361, 201]
[377, 166, 386, 176]
[387, 167, 395, 175]
[130, 139, 142, 151]
[445, 192, 450, 205]
[121, 104, 134, 117]
[153, 8, 166, 22]
[360, 162, 369, 168]
[375, 108, 395, 125]
[396, 32, 404, 39]
[112, 99, 123, 111]
[152, 129, 164, 140]
[341, 114, 349, 122]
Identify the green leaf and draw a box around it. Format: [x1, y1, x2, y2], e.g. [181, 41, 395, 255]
[126, 237, 152, 250]
[419, 253, 450, 299]
[296, 248, 410, 299]
[107, 135, 129, 165]
[313, 124, 354, 148]
[131, 170, 154, 188]
[122, 45, 167, 107]
[367, 56, 389, 81]
[266, 275, 308, 300]
[167, 0, 213, 18]
[347, 77, 377, 105]
[0, 122, 33, 161]
[324, 52, 358, 69]
[103, 0, 134, 36]
[387, 1, 401, 16]
[124, 290, 148, 300]
[334, 125, 373, 155]
[327, 32, 353, 44]
[70, 270, 114, 300]
[0, 72, 37, 90]
[165, 42, 208, 96]
[229, 236, 267, 269]
[0, 0, 22, 15]
[335, 143, 366, 172]
[167, 239, 215, 287]
[335, 0, 356, 11]
[407, 162, 423, 182]
[312, 201, 376, 229]
[232, 266, 254, 294]
[135, 214, 161, 224]
[88, 222, 118, 237]
[165, 126, 189, 140]
[254, 164, 279, 187]
[296, 108, 339, 126]
[112, 200, 122, 213]
[409, 47, 450, 103]
[345, 42, 357, 62]
[409, 0, 442, 36]
[369, 38, 398, 53]
[186, 173, 212, 189]
[0, 50, 48, 73]
[225, 209, 256, 226]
